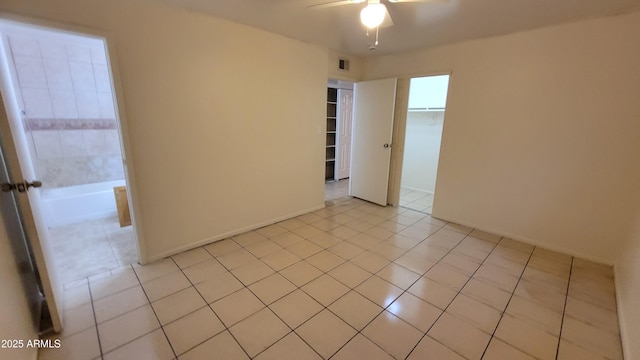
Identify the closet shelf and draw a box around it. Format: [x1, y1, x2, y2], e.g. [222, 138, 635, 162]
[408, 107, 446, 112]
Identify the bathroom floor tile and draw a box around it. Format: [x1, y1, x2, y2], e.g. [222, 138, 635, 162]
[49, 216, 138, 284]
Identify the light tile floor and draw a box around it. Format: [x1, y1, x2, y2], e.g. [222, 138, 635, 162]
[400, 188, 434, 214]
[325, 179, 349, 201]
[49, 217, 138, 284]
[39, 197, 623, 360]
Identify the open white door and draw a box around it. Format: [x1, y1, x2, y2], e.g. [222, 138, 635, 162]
[0, 78, 63, 332]
[349, 78, 397, 206]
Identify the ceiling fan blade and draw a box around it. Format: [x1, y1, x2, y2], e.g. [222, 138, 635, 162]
[380, 5, 394, 28]
[307, 0, 361, 9]
[388, 0, 446, 3]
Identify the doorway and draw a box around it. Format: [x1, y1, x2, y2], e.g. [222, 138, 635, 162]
[399, 75, 449, 213]
[0, 21, 138, 286]
[324, 79, 354, 201]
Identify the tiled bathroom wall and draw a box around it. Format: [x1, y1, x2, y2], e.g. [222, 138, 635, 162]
[5, 31, 124, 188]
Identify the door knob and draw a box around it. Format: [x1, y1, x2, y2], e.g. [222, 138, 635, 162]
[1, 180, 42, 193]
[383, 143, 390, 148]
[1, 183, 15, 192]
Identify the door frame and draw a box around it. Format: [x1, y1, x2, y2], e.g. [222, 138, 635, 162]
[0, 13, 146, 261]
[0, 15, 146, 332]
[387, 71, 452, 210]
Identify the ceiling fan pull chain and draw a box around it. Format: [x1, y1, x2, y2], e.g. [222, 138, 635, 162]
[375, 26, 379, 45]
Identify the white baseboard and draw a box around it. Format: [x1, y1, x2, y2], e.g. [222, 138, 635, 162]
[147, 203, 325, 263]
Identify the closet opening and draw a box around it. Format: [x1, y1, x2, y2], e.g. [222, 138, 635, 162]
[324, 79, 354, 201]
[398, 74, 449, 213]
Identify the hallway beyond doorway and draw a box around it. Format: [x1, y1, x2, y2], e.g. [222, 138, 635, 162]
[325, 179, 349, 201]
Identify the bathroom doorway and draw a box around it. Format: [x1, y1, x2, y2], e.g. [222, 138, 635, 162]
[0, 20, 138, 286]
[399, 75, 449, 213]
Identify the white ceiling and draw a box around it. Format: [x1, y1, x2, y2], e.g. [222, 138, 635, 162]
[153, 0, 640, 56]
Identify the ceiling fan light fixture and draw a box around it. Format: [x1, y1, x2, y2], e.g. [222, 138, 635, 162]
[360, 3, 386, 29]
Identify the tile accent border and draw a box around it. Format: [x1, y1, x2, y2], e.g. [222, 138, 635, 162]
[25, 118, 117, 131]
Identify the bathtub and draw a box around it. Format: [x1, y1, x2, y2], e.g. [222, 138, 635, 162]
[42, 180, 126, 227]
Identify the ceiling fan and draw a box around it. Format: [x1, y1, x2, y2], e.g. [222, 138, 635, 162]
[308, 0, 439, 49]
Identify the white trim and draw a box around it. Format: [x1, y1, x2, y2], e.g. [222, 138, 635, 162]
[613, 265, 630, 360]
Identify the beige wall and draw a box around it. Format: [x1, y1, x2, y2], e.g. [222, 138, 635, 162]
[0, 226, 38, 360]
[0, 0, 329, 260]
[365, 12, 640, 358]
[365, 12, 640, 264]
[401, 111, 444, 193]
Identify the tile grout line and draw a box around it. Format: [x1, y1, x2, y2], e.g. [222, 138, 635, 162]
[555, 257, 574, 360]
[331, 222, 462, 359]
[294, 205, 444, 359]
[166, 255, 254, 360]
[200, 204, 440, 359]
[476, 245, 536, 360]
[68, 201, 465, 359]
[82, 202, 469, 359]
[240, 228, 355, 358]
[200, 238, 338, 359]
[281, 214, 457, 359]
[87, 274, 106, 358]
[403, 231, 504, 360]
[56, 198, 621, 360]
[129, 266, 179, 360]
